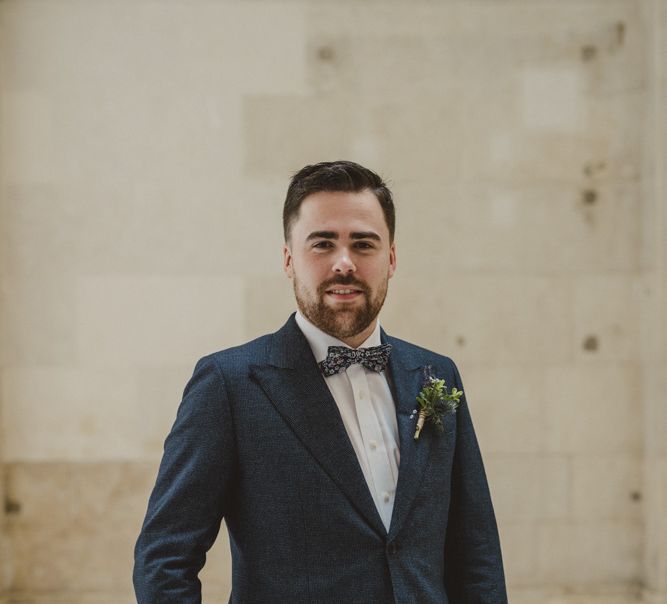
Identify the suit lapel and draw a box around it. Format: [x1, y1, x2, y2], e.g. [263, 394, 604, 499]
[249, 316, 387, 538]
[383, 335, 433, 540]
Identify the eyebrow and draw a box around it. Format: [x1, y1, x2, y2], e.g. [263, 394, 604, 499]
[305, 230, 382, 242]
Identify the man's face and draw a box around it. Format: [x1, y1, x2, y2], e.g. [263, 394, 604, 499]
[283, 189, 397, 348]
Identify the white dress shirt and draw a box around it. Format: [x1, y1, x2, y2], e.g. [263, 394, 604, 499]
[295, 311, 400, 531]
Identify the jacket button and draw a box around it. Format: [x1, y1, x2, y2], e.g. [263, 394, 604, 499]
[386, 542, 398, 555]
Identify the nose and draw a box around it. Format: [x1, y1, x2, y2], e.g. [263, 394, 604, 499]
[332, 249, 356, 274]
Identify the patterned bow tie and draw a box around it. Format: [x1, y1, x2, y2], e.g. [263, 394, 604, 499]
[319, 344, 392, 377]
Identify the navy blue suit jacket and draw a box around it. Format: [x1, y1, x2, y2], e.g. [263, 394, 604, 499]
[134, 315, 507, 603]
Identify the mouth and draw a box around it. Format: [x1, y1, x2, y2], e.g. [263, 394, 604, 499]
[325, 287, 364, 301]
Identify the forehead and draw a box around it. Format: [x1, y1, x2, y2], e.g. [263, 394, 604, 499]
[294, 189, 388, 235]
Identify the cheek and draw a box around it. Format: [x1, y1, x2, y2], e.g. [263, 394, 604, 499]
[367, 260, 392, 280]
[293, 258, 326, 284]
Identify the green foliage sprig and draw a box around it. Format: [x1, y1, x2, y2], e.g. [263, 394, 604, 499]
[413, 367, 463, 440]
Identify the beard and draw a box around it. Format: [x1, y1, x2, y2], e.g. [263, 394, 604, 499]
[293, 273, 388, 342]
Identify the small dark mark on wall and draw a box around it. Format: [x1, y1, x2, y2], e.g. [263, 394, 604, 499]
[582, 189, 598, 205]
[582, 335, 599, 352]
[616, 21, 626, 47]
[4, 496, 21, 515]
[583, 160, 607, 178]
[455, 335, 465, 347]
[317, 46, 335, 62]
[581, 45, 597, 61]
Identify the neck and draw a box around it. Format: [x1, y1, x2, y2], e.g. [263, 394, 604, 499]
[334, 320, 378, 349]
[295, 309, 381, 349]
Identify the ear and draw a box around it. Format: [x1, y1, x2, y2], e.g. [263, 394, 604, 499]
[283, 244, 294, 279]
[388, 242, 397, 279]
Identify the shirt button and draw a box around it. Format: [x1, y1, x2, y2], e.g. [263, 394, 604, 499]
[369, 440, 377, 450]
[382, 492, 391, 503]
[358, 391, 365, 399]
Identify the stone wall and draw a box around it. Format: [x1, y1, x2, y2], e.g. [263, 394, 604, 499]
[0, 0, 662, 602]
[1, 4, 10, 601]
[642, 2, 667, 603]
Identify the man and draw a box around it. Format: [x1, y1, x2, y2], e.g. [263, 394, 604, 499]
[134, 161, 507, 603]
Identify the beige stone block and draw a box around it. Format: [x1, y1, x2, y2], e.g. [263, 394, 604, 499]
[521, 67, 584, 131]
[7, 595, 136, 604]
[544, 364, 642, 455]
[198, 591, 228, 604]
[643, 363, 667, 456]
[244, 95, 365, 178]
[367, 98, 465, 186]
[393, 181, 640, 278]
[4, 463, 76, 527]
[510, 587, 641, 604]
[537, 521, 642, 585]
[571, 455, 643, 522]
[6, 461, 156, 530]
[6, 462, 160, 593]
[2, 179, 284, 276]
[305, 4, 465, 38]
[304, 31, 463, 96]
[578, 16, 646, 99]
[0, 92, 57, 185]
[460, 72, 589, 185]
[485, 455, 570, 523]
[500, 522, 540, 587]
[0, 273, 76, 366]
[73, 462, 158, 527]
[0, 184, 82, 275]
[382, 273, 572, 365]
[8, 519, 138, 593]
[456, 2, 637, 38]
[642, 589, 667, 604]
[76, 275, 245, 368]
[583, 92, 644, 182]
[4, 362, 193, 462]
[461, 365, 543, 454]
[462, 77, 642, 201]
[2, 367, 145, 461]
[573, 275, 641, 362]
[446, 183, 536, 272]
[638, 275, 663, 360]
[244, 274, 297, 340]
[387, 182, 460, 276]
[448, 181, 640, 273]
[200, 524, 232, 594]
[135, 365, 204, 457]
[1, 1, 306, 185]
[179, 4, 307, 97]
[471, 4, 644, 100]
[643, 457, 667, 595]
[0, 532, 9, 594]
[304, 32, 465, 109]
[304, 1, 634, 45]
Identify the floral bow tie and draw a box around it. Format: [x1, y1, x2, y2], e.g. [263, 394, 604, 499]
[319, 344, 392, 377]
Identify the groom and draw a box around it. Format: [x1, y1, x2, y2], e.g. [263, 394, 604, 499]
[134, 161, 507, 603]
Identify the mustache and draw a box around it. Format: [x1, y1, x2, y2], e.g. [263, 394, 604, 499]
[318, 275, 369, 294]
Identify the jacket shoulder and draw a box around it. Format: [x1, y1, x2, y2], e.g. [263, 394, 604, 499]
[386, 334, 456, 368]
[195, 332, 273, 372]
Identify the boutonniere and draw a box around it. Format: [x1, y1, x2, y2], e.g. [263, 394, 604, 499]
[412, 366, 463, 440]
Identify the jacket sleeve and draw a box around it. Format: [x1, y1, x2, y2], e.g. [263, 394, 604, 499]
[133, 355, 237, 603]
[443, 361, 508, 603]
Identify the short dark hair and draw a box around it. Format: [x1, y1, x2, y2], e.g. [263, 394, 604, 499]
[283, 160, 395, 243]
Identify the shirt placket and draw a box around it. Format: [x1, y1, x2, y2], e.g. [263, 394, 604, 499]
[347, 364, 396, 531]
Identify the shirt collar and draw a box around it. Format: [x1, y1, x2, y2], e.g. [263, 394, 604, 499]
[295, 311, 382, 364]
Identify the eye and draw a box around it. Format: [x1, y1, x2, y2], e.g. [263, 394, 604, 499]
[354, 241, 375, 250]
[312, 240, 334, 249]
